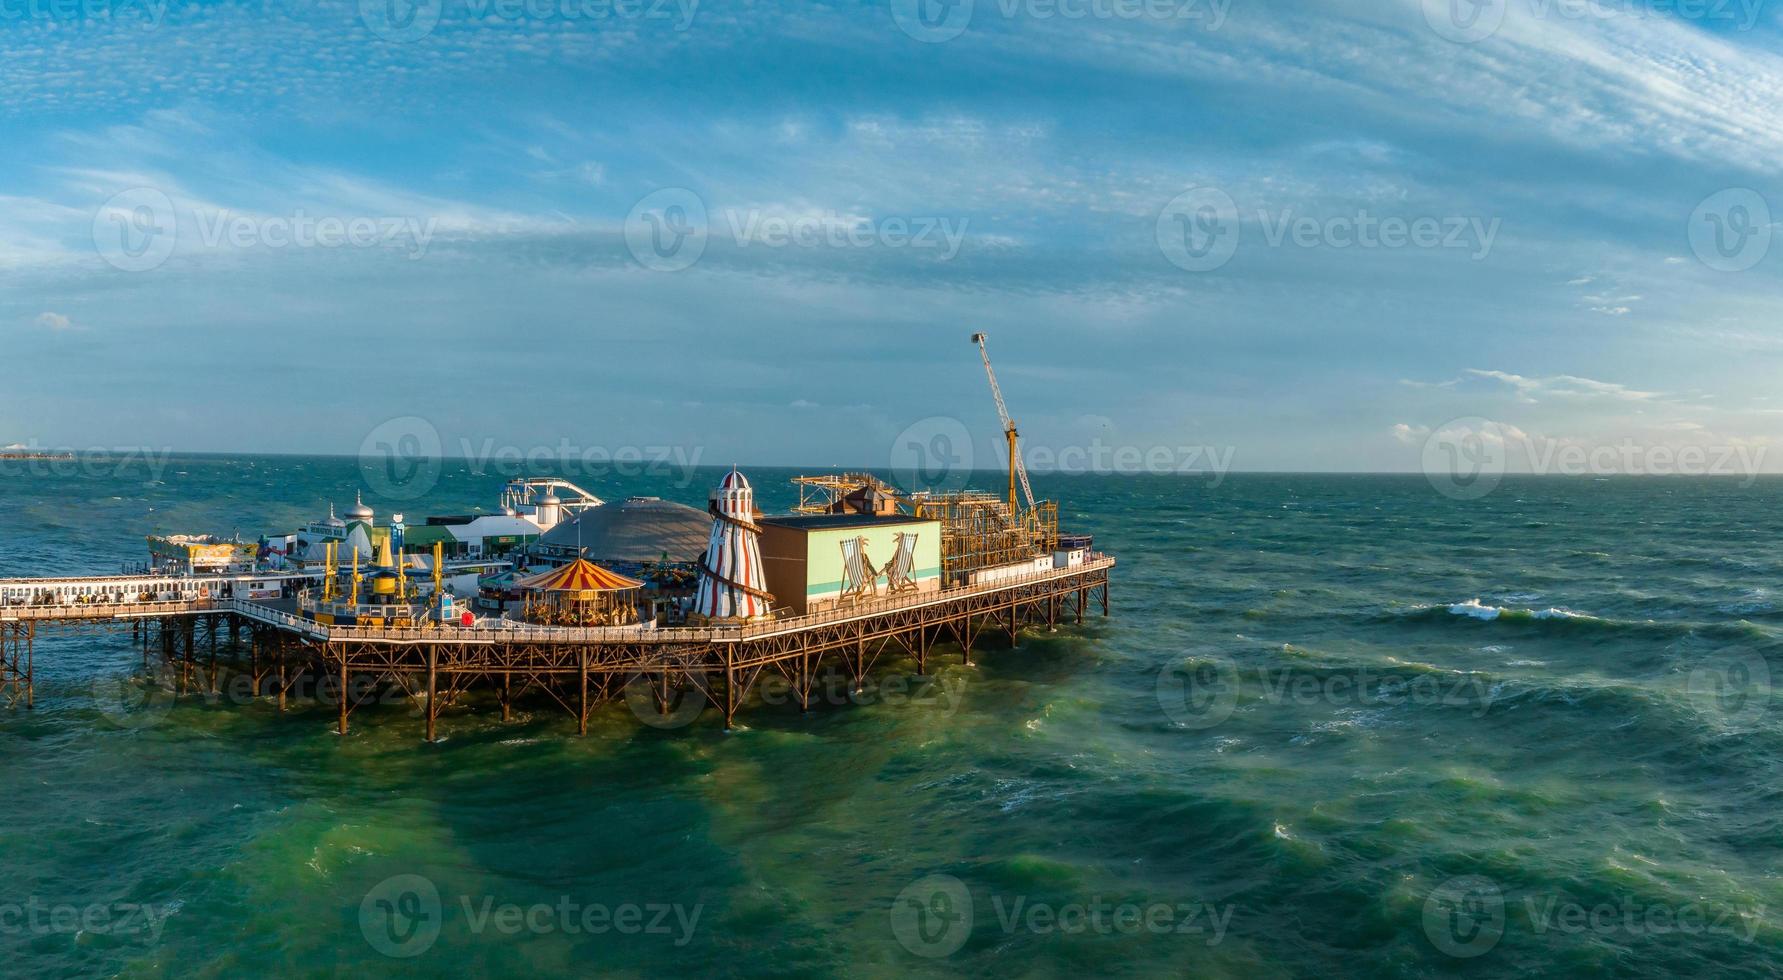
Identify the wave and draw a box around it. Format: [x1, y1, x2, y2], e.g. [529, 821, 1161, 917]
[1442, 599, 1597, 623]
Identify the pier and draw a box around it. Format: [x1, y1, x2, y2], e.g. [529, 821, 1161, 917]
[0, 557, 1112, 739]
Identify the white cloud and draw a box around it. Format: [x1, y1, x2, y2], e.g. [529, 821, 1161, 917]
[1391, 422, 1429, 444]
[33, 312, 73, 331]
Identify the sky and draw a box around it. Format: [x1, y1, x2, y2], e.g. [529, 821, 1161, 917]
[3, 0, 1782, 476]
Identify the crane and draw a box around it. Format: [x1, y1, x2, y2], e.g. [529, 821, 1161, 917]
[971, 332, 1036, 518]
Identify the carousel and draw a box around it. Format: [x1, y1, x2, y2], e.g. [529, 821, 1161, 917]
[512, 558, 645, 628]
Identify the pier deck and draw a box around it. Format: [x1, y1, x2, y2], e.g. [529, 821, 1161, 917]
[1, 557, 1113, 739]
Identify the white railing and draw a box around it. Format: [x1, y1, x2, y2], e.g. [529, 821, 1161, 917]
[0, 555, 1113, 642]
[291, 555, 1113, 644]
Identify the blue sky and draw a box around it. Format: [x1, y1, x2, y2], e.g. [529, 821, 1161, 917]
[3, 0, 1782, 473]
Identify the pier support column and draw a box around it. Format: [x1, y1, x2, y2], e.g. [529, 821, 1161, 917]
[723, 655, 738, 731]
[501, 672, 512, 724]
[1007, 601, 1019, 649]
[275, 643, 287, 713]
[337, 657, 349, 736]
[577, 648, 588, 737]
[961, 617, 974, 667]
[425, 646, 438, 744]
[1076, 586, 1085, 625]
[914, 627, 928, 677]
[24, 625, 32, 710]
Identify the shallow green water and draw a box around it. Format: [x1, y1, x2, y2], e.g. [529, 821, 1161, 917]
[3, 458, 1780, 977]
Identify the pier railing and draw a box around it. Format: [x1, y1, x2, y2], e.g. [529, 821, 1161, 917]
[273, 554, 1114, 644]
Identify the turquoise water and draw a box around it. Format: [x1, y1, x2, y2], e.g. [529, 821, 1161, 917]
[3, 457, 1780, 977]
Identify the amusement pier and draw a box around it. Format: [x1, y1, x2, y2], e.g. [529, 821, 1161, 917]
[0, 336, 1114, 739]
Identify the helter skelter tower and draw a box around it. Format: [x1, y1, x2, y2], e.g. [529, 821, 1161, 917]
[693, 469, 776, 622]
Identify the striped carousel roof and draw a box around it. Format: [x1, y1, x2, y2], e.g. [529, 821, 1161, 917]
[514, 558, 642, 593]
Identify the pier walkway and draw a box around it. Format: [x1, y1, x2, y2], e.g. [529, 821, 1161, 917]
[0, 557, 1114, 738]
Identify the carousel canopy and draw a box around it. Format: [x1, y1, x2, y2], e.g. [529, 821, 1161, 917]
[514, 558, 642, 594]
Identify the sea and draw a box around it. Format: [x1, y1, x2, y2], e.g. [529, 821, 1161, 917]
[1, 455, 1779, 977]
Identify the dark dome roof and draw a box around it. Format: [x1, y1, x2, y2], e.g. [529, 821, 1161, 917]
[537, 496, 709, 564]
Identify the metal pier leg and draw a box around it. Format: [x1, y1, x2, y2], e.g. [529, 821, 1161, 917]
[425, 646, 438, 744]
[1008, 601, 1019, 649]
[276, 647, 287, 713]
[501, 672, 512, 723]
[577, 648, 588, 737]
[723, 657, 738, 731]
[338, 658, 349, 736]
[1076, 586, 1085, 625]
[24, 625, 32, 710]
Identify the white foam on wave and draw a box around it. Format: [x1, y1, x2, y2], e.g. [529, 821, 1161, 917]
[1445, 599, 1587, 621]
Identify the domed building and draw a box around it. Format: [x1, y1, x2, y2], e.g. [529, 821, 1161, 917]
[532, 496, 710, 569]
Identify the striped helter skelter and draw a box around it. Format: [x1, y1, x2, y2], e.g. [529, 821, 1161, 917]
[693, 469, 775, 620]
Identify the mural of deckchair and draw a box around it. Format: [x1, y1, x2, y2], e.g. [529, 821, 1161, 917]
[883, 532, 919, 594]
[838, 535, 878, 604]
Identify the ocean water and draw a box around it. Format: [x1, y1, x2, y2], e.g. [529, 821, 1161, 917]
[2, 457, 1780, 977]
